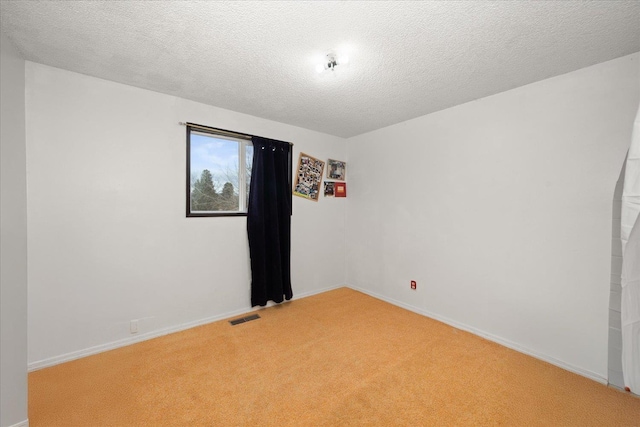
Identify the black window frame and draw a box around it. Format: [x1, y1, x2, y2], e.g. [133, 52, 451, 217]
[185, 122, 293, 218]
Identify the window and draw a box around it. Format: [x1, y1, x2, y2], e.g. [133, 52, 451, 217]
[186, 124, 253, 217]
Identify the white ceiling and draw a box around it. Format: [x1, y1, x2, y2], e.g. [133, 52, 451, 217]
[1, 1, 639, 138]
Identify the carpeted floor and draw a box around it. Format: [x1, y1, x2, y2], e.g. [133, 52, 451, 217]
[29, 287, 640, 426]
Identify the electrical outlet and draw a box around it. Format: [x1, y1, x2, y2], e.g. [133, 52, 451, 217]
[410, 280, 417, 290]
[130, 319, 138, 334]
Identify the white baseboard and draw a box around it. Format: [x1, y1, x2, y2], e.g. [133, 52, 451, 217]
[28, 284, 344, 372]
[7, 420, 29, 427]
[348, 285, 608, 385]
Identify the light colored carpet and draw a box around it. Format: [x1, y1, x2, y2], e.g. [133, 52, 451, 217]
[29, 287, 640, 426]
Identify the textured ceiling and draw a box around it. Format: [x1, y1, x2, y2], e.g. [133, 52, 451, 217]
[1, 1, 639, 138]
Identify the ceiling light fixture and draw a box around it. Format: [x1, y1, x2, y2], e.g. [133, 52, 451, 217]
[316, 51, 349, 73]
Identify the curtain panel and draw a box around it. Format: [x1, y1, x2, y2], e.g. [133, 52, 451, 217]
[621, 105, 640, 393]
[247, 136, 292, 307]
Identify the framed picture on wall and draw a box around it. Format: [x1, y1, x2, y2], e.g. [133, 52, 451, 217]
[326, 159, 346, 181]
[335, 182, 346, 197]
[293, 152, 325, 202]
[324, 181, 335, 197]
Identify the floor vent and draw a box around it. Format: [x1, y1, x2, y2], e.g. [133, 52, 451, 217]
[229, 314, 261, 326]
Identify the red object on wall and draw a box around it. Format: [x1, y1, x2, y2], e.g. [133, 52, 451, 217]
[335, 182, 347, 197]
[410, 280, 417, 290]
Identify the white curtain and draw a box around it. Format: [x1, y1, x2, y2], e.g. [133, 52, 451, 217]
[621, 105, 640, 393]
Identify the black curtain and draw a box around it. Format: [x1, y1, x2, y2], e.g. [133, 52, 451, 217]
[247, 136, 292, 307]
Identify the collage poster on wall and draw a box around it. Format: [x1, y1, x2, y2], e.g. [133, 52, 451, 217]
[293, 152, 325, 202]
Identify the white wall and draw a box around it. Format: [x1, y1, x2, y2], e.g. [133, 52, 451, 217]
[26, 63, 346, 368]
[346, 53, 639, 381]
[0, 32, 29, 427]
